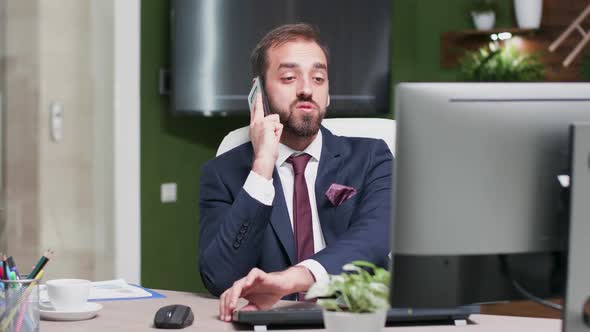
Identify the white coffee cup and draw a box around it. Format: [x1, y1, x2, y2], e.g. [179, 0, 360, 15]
[46, 279, 91, 311]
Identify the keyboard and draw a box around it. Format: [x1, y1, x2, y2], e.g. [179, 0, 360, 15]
[233, 302, 480, 327]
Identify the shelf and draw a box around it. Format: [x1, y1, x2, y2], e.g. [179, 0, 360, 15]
[445, 27, 537, 36]
[441, 28, 538, 68]
[439, 25, 585, 81]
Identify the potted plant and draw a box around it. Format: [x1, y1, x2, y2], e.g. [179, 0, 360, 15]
[458, 44, 545, 81]
[305, 261, 390, 332]
[514, 0, 543, 29]
[470, 0, 498, 30]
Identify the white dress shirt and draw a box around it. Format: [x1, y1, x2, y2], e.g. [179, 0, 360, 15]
[242, 131, 329, 285]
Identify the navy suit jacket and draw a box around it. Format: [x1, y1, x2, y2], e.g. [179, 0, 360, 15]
[198, 126, 393, 297]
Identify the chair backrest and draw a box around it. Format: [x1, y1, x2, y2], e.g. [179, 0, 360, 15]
[216, 118, 396, 156]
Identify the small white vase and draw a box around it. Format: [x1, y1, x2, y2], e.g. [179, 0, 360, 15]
[323, 310, 387, 332]
[514, 0, 543, 29]
[471, 11, 496, 30]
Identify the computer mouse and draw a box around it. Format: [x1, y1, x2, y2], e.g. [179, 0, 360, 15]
[154, 304, 194, 329]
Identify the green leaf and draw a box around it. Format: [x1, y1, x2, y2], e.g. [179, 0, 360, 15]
[458, 44, 545, 82]
[317, 299, 343, 312]
[342, 264, 362, 272]
[310, 260, 391, 313]
[305, 281, 334, 299]
[350, 260, 378, 270]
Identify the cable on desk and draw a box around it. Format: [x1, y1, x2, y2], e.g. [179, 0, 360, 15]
[499, 255, 563, 311]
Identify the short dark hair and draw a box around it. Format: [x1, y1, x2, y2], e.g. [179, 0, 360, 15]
[250, 23, 330, 78]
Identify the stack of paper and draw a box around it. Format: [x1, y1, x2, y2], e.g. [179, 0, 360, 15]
[40, 279, 154, 302]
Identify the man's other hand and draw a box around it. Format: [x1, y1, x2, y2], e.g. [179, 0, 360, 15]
[218, 266, 314, 322]
[250, 93, 282, 180]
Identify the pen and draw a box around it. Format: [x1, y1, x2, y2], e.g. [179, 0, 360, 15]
[9, 270, 16, 289]
[2, 254, 8, 281]
[7, 256, 15, 271]
[8, 256, 19, 280]
[0, 258, 5, 290]
[27, 249, 54, 279]
[7, 256, 17, 273]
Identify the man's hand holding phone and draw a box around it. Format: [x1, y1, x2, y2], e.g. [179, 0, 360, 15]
[249, 86, 282, 180]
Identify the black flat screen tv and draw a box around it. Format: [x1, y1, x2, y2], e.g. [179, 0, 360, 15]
[172, 0, 392, 116]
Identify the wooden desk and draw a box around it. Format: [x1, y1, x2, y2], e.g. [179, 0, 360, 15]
[40, 290, 562, 331]
[481, 299, 563, 319]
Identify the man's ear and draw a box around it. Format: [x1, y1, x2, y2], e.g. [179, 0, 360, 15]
[326, 94, 330, 107]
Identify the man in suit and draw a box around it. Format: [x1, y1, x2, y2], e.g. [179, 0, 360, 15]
[198, 23, 393, 321]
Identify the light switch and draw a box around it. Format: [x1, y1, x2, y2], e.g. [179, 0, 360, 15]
[50, 102, 64, 142]
[161, 183, 177, 203]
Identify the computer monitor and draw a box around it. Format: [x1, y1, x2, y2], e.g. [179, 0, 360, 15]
[563, 122, 590, 330]
[390, 83, 590, 307]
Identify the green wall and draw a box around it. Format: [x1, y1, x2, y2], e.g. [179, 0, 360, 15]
[392, 0, 514, 84]
[140, 0, 513, 293]
[141, 0, 247, 293]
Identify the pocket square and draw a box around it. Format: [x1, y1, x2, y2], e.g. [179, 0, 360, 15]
[325, 183, 357, 207]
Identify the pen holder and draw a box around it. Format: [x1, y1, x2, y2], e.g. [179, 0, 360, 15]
[0, 277, 41, 332]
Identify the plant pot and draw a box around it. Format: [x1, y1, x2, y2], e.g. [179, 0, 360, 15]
[514, 0, 543, 29]
[471, 11, 495, 30]
[323, 310, 387, 332]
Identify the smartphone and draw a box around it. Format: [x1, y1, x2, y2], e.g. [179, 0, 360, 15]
[248, 76, 271, 116]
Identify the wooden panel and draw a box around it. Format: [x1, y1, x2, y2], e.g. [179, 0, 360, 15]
[441, 0, 590, 81]
[481, 298, 563, 319]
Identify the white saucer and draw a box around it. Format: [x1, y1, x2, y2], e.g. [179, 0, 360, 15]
[40, 302, 103, 321]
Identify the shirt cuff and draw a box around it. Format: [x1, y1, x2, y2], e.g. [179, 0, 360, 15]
[243, 170, 275, 206]
[297, 259, 330, 285]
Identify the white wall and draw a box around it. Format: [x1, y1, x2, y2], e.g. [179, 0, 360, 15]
[1, 0, 141, 283]
[114, 0, 141, 284]
[91, 0, 115, 281]
[38, 0, 96, 280]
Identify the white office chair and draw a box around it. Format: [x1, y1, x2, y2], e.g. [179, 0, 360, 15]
[216, 118, 396, 157]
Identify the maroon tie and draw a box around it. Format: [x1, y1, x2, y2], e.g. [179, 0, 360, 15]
[287, 154, 315, 263]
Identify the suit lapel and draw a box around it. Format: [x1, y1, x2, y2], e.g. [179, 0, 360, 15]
[242, 143, 296, 265]
[315, 127, 343, 245]
[270, 169, 296, 265]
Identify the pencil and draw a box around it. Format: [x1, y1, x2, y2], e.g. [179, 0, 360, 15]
[14, 270, 44, 332]
[26, 249, 53, 280]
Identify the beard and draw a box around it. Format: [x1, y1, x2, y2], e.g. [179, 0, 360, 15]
[270, 96, 326, 137]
